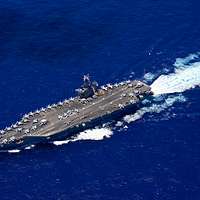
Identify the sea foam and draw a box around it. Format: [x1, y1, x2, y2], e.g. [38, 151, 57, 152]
[53, 128, 113, 146]
[8, 149, 21, 153]
[124, 94, 186, 123]
[151, 53, 200, 95]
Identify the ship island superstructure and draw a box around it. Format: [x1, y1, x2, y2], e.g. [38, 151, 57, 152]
[0, 75, 152, 150]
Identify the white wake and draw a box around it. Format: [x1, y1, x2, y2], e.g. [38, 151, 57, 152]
[8, 149, 21, 154]
[53, 128, 113, 146]
[125, 52, 200, 124]
[124, 94, 186, 123]
[151, 53, 200, 95]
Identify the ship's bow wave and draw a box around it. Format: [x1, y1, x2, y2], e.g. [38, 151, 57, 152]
[53, 128, 113, 146]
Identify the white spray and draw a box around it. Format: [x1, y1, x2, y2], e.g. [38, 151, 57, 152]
[151, 53, 200, 95]
[124, 52, 200, 123]
[53, 128, 113, 146]
[124, 94, 186, 123]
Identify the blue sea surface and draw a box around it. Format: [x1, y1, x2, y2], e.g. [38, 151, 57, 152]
[0, 0, 200, 199]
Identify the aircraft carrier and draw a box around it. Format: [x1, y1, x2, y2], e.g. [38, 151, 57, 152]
[0, 75, 152, 150]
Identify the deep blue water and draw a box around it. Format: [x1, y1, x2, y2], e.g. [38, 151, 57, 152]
[0, 0, 200, 199]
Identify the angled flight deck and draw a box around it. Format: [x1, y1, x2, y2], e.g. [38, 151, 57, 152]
[0, 76, 152, 150]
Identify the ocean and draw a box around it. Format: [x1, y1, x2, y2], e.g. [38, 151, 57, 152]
[0, 0, 200, 199]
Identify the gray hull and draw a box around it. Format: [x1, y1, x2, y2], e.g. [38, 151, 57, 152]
[0, 80, 152, 150]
